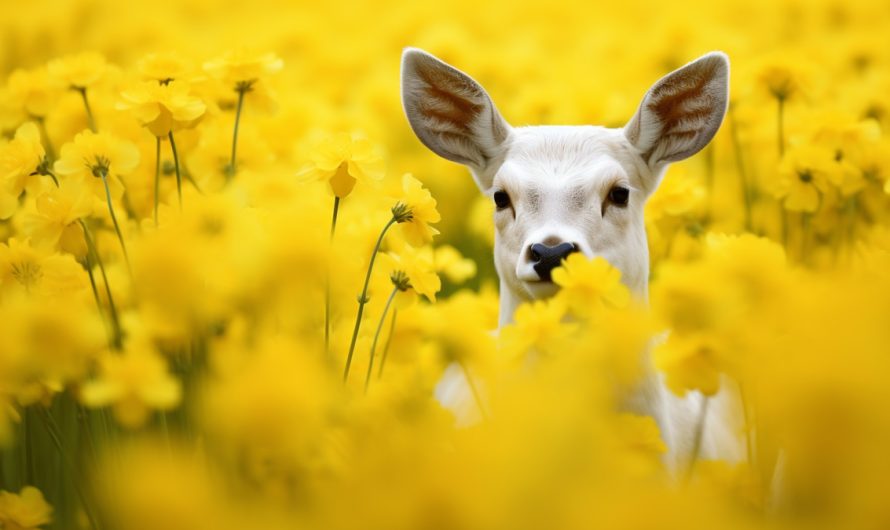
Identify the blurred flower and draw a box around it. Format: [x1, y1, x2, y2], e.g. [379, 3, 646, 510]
[774, 144, 833, 212]
[0, 238, 87, 297]
[655, 331, 723, 396]
[6, 67, 61, 118]
[118, 80, 206, 137]
[80, 343, 182, 428]
[500, 298, 574, 360]
[47, 52, 108, 89]
[136, 52, 193, 83]
[434, 244, 477, 284]
[96, 442, 228, 530]
[0, 486, 52, 530]
[299, 133, 383, 198]
[17, 180, 92, 254]
[201, 331, 335, 461]
[0, 122, 45, 218]
[552, 254, 630, 318]
[754, 53, 812, 101]
[203, 50, 283, 88]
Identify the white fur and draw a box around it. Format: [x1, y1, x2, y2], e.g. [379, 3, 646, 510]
[402, 48, 741, 468]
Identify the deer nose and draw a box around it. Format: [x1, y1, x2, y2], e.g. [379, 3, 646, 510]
[529, 242, 578, 282]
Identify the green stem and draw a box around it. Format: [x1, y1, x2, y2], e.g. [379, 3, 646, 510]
[76, 404, 99, 466]
[38, 407, 102, 530]
[227, 87, 247, 181]
[845, 196, 859, 247]
[801, 212, 812, 264]
[159, 411, 172, 452]
[77, 87, 97, 132]
[343, 216, 398, 381]
[728, 106, 752, 232]
[776, 95, 786, 158]
[84, 255, 102, 313]
[168, 131, 182, 210]
[83, 250, 116, 349]
[23, 409, 35, 484]
[36, 116, 56, 161]
[377, 309, 398, 380]
[154, 136, 161, 226]
[330, 196, 340, 238]
[80, 220, 123, 349]
[325, 196, 340, 355]
[98, 169, 130, 270]
[364, 285, 399, 393]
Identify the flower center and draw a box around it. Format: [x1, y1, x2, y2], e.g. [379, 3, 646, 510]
[798, 170, 813, 183]
[88, 155, 111, 178]
[235, 80, 256, 93]
[11, 261, 43, 289]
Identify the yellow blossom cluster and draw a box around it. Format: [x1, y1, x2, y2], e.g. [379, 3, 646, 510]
[0, 0, 889, 529]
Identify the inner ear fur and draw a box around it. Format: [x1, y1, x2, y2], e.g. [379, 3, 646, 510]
[401, 48, 511, 173]
[624, 52, 730, 166]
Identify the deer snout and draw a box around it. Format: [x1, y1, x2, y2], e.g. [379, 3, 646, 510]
[529, 242, 578, 282]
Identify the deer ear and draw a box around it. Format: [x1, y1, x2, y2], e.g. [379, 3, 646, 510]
[624, 52, 729, 167]
[401, 48, 511, 184]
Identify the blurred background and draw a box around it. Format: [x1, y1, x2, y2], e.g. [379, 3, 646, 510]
[1, 1, 889, 529]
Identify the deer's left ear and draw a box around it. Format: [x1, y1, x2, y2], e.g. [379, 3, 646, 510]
[624, 52, 729, 167]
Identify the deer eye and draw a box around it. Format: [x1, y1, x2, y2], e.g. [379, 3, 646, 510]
[493, 190, 511, 210]
[608, 186, 629, 207]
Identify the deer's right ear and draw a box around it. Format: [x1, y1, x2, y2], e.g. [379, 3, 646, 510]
[401, 48, 511, 188]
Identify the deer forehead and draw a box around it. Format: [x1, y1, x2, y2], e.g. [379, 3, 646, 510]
[493, 125, 647, 208]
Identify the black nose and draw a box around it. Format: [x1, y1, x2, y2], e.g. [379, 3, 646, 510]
[530, 242, 578, 282]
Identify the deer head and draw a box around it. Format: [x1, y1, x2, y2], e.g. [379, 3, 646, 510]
[401, 49, 729, 326]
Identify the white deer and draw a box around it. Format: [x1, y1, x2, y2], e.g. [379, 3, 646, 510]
[400, 48, 744, 468]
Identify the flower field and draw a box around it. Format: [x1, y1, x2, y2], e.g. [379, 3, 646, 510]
[1, 0, 889, 528]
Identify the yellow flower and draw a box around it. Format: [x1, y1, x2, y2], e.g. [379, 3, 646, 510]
[203, 50, 283, 87]
[200, 331, 334, 459]
[394, 173, 441, 245]
[136, 52, 192, 83]
[811, 118, 877, 197]
[95, 443, 228, 530]
[0, 486, 52, 530]
[299, 133, 384, 198]
[6, 67, 61, 118]
[612, 414, 668, 475]
[754, 52, 812, 101]
[18, 180, 92, 254]
[53, 130, 140, 203]
[188, 123, 274, 192]
[552, 254, 630, 318]
[0, 122, 45, 218]
[0, 238, 87, 298]
[654, 332, 723, 396]
[80, 343, 182, 429]
[434, 245, 477, 284]
[0, 293, 106, 386]
[381, 244, 441, 302]
[645, 165, 705, 219]
[118, 80, 206, 137]
[774, 144, 833, 212]
[47, 52, 108, 89]
[500, 298, 574, 360]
